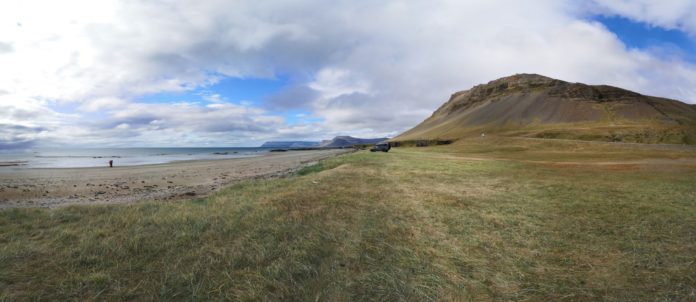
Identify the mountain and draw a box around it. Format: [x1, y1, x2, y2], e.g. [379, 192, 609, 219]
[261, 137, 389, 149]
[260, 141, 320, 148]
[393, 74, 696, 144]
[319, 136, 389, 148]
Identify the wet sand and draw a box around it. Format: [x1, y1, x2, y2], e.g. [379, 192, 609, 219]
[0, 149, 352, 209]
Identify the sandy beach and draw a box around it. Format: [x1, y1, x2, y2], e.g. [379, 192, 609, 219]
[0, 149, 351, 209]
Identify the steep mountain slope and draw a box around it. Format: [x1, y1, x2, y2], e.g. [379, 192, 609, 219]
[394, 74, 696, 144]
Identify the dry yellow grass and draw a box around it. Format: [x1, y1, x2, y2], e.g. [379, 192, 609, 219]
[2, 140, 695, 300]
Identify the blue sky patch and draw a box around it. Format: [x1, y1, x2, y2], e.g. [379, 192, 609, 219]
[594, 15, 696, 62]
[137, 76, 290, 106]
[282, 110, 324, 126]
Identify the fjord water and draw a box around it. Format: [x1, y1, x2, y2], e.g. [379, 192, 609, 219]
[0, 147, 272, 169]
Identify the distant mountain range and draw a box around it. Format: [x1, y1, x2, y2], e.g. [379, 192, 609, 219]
[261, 136, 389, 149]
[393, 74, 696, 144]
[260, 141, 320, 148]
[319, 136, 388, 148]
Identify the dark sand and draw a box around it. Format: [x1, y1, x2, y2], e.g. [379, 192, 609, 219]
[0, 149, 352, 209]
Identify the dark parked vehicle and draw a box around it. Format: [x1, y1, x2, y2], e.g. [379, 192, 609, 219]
[370, 142, 391, 152]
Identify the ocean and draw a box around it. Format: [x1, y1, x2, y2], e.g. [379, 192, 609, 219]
[0, 147, 274, 169]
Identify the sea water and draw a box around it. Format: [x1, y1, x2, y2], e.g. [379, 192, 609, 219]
[0, 147, 274, 169]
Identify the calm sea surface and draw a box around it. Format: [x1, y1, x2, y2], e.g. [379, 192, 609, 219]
[0, 147, 273, 169]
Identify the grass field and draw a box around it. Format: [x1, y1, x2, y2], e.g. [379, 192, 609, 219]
[2, 138, 696, 301]
[396, 120, 696, 146]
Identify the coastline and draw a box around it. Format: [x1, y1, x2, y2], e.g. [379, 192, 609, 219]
[0, 149, 353, 209]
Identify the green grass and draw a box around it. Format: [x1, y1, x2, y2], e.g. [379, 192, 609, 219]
[396, 119, 696, 145]
[296, 163, 328, 176]
[1, 141, 696, 301]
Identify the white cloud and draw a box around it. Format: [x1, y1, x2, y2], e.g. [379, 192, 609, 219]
[79, 97, 128, 112]
[115, 123, 129, 130]
[0, 0, 695, 147]
[591, 0, 696, 35]
[309, 68, 371, 101]
[203, 93, 224, 103]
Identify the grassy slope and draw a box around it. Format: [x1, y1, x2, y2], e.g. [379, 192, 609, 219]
[2, 140, 696, 301]
[395, 120, 696, 145]
[394, 82, 696, 145]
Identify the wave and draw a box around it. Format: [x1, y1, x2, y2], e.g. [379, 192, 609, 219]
[0, 161, 28, 167]
[34, 155, 122, 158]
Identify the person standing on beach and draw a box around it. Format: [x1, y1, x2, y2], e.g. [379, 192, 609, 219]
[109, 160, 113, 168]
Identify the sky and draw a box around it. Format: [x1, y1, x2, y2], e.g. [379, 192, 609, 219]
[1, 0, 696, 148]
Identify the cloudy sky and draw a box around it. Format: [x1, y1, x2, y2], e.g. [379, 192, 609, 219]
[1, 0, 696, 148]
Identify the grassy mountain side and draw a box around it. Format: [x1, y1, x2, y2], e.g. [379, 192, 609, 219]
[394, 74, 696, 144]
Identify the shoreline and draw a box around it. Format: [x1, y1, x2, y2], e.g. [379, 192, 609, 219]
[0, 149, 353, 209]
[0, 155, 262, 171]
